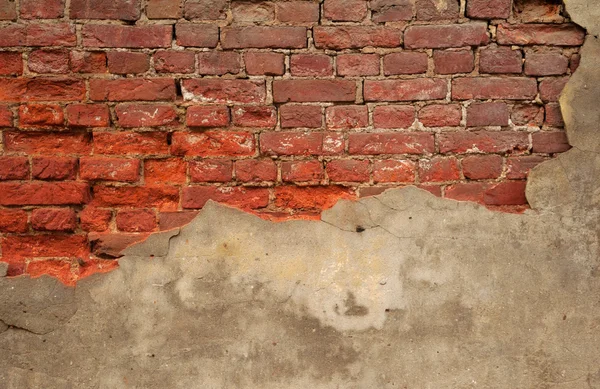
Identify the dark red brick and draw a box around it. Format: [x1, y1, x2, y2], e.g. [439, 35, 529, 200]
[280, 105, 322, 128]
[337, 54, 380, 76]
[466, 102, 509, 127]
[83, 24, 171, 48]
[273, 80, 356, 103]
[221, 27, 307, 49]
[245, 52, 285, 76]
[419, 104, 462, 127]
[433, 49, 474, 74]
[71, 0, 141, 20]
[373, 105, 414, 129]
[452, 77, 537, 100]
[107, 51, 150, 74]
[384, 52, 428, 75]
[154, 50, 195, 73]
[532, 131, 570, 153]
[479, 46, 523, 74]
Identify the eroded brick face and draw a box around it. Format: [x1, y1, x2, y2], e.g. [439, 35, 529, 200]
[0, 0, 583, 283]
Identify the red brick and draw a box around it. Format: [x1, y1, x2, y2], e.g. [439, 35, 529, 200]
[171, 131, 255, 157]
[513, 0, 562, 23]
[175, 23, 219, 47]
[31, 208, 76, 232]
[506, 156, 546, 179]
[570, 54, 580, 73]
[314, 26, 402, 49]
[326, 105, 368, 129]
[439, 131, 529, 154]
[274, 186, 354, 210]
[532, 131, 570, 153]
[144, 158, 187, 185]
[21, 0, 64, 18]
[147, 0, 182, 19]
[189, 160, 233, 182]
[466, 0, 511, 19]
[327, 159, 370, 182]
[383, 52, 428, 75]
[71, 0, 141, 20]
[337, 54, 380, 76]
[184, 0, 228, 20]
[479, 46, 523, 74]
[323, 134, 345, 155]
[232, 106, 277, 128]
[107, 52, 149, 74]
[545, 103, 564, 127]
[452, 77, 537, 100]
[433, 49, 474, 74]
[154, 50, 195, 73]
[373, 105, 414, 129]
[80, 207, 112, 232]
[70, 51, 107, 73]
[80, 157, 140, 182]
[370, 0, 413, 22]
[66, 104, 110, 127]
[404, 23, 489, 49]
[419, 104, 462, 127]
[348, 133, 434, 155]
[2, 234, 88, 258]
[0, 0, 16, 20]
[182, 186, 269, 209]
[231, 2, 275, 23]
[511, 104, 544, 127]
[497, 24, 585, 46]
[182, 79, 265, 104]
[93, 131, 168, 155]
[261, 132, 325, 156]
[484, 181, 527, 205]
[364, 79, 447, 102]
[280, 105, 322, 128]
[524, 51, 568, 76]
[324, 0, 367, 21]
[282, 160, 324, 183]
[273, 80, 356, 103]
[159, 211, 199, 231]
[0, 78, 85, 102]
[186, 106, 230, 127]
[418, 156, 460, 182]
[462, 155, 503, 179]
[466, 102, 509, 127]
[32, 157, 77, 180]
[116, 209, 157, 232]
[276, 2, 319, 23]
[0, 182, 89, 205]
[235, 160, 277, 182]
[115, 104, 178, 127]
[416, 0, 459, 21]
[0, 23, 76, 47]
[0, 105, 12, 126]
[89, 79, 176, 101]
[290, 54, 333, 77]
[373, 160, 416, 183]
[0, 156, 29, 180]
[197, 51, 241, 75]
[5, 131, 90, 155]
[92, 185, 178, 210]
[28, 50, 69, 74]
[0, 209, 28, 233]
[221, 27, 307, 49]
[245, 52, 285, 76]
[0, 52, 22, 75]
[19, 104, 64, 127]
[539, 77, 569, 102]
[82, 25, 171, 48]
[88, 232, 149, 258]
[445, 182, 488, 204]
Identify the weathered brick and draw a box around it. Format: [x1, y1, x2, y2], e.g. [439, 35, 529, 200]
[159, 211, 198, 230]
[439, 131, 529, 154]
[466, 0, 511, 19]
[370, 0, 413, 22]
[115, 104, 178, 127]
[324, 0, 367, 21]
[175, 23, 219, 47]
[290, 54, 333, 77]
[314, 26, 402, 49]
[0, 156, 29, 180]
[71, 0, 141, 20]
[364, 79, 447, 102]
[419, 156, 460, 182]
[404, 23, 489, 49]
[182, 79, 265, 104]
[445, 182, 488, 203]
[373, 160, 416, 183]
[107, 51, 150, 74]
[539, 77, 569, 102]
[280, 105, 322, 128]
[171, 131, 255, 157]
[326, 105, 368, 129]
[327, 159, 370, 182]
[144, 158, 187, 185]
[0, 209, 28, 233]
[197, 52, 241, 75]
[570, 53, 580, 73]
[5, 131, 90, 155]
[92, 185, 179, 209]
[80, 207, 112, 232]
[383, 52, 428, 75]
[373, 105, 414, 129]
[532, 131, 570, 153]
[452, 78, 537, 100]
[184, 0, 228, 20]
[0, 78, 85, 102]
[525, 51, 568, 76]
[0, 182, 89, 205]
[232, 106, 277, 128]
[182, 186, 269, 209]
[235, 160, 277, 182]
[419, 104, 462, 127]
[545, 103, 564, 127]
[273, 80, 356, 103]
[83, 25, 171, 48]
[32, 157, 77, 180]
[484, 181, 527, 205]
[154, 50, 195, 73]
[348, 133, 435, 155]
[0, 105, 12, 126]
[0, 23, 76, 47]
[513, 0, 562, 23]
[31, 208, 77, 232]
[147, 0, 182, 19]
[70, 51, 107, 73]
[28, 50, 69, 74]
[87, 232, 149, 258]
[232, 2, 274, 23]
[19, 104, 64, 127]
[0, 0, 16, 20]
[245, 52, 285, 76]
[466, 102, 509, 127]
[116, 209, 157, 232]
[497, 24, 585, 46]
[186, 106, 230, 127]
[80, 157, 140, 182]
[416, 0, 459, 21]
[273, 186, 354, 210]
[2, 234, 88, 258]
[189, 160, 233, 182]
[221, 27, 307, 49]
[479, 46, 523, 74]
[276, 2, 319, 23]
[89, 79, 176, 101]
[0, 52, 22, 75]
[462, 155, 503, 179]
[66, 104, 110, 127]
[21, 0, 64, 19]
[261, 132, 326, 156]
[511, 104, 544, 127]
[337, 54, 380, 76]
[506, 156, 546, 179]
[93, 131, 169, 155]
[282, 160, 324, 183]
[433, 49, 474, 74]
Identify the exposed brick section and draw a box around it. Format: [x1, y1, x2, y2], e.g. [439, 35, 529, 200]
[0, 0, 581, 281]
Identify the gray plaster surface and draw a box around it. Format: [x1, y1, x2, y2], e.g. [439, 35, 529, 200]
[1, 1, 600, 387]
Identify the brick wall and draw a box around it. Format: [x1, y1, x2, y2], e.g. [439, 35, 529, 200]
[0, 0, 584, 283]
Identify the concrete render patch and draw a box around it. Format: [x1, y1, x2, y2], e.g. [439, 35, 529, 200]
[1, 2, 600, 388]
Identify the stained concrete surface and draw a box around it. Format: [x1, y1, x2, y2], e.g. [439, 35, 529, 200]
[2, 1, 600, 387]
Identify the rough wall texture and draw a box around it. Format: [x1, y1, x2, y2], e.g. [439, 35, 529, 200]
[0, 0, 587, 282]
